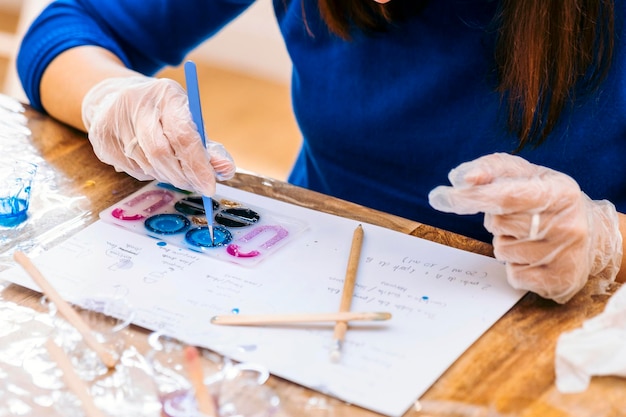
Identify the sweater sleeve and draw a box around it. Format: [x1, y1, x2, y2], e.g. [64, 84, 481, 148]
[17, 0, 254, 112]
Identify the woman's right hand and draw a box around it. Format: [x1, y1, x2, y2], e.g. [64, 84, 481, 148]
[81, 76, 236, 196]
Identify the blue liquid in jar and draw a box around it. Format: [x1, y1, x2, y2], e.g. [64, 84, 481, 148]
[0, 196, 29, 227]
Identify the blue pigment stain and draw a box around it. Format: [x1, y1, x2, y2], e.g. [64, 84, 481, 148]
[156, 182, 192, 194]
[156, 241, 167, 247]
[231, 308, 240, 314]
[237, 344, 257, 352]
[422, 296, 429, 300]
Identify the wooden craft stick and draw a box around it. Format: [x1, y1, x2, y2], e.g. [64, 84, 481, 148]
[330, 224, 364, 362]
[210, 311, 391, 326]
[183, 345, 217, 417]
[13, 251, 118, 368]
[45, 339, 106, 417]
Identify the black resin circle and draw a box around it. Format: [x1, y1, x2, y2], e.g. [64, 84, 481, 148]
[215, 208, 260, 228]
[174, 196, 219, 216]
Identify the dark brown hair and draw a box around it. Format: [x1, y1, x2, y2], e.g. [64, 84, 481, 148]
[315, 0, 615, 150]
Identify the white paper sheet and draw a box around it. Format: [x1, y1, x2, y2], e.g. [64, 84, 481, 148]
[0, 183, 526, 416]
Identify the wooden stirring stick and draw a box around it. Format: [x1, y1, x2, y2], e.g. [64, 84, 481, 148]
[45, 339, 106, 417]
[183, 345, 217, 417]
[13, 251, 118, 369]
[210, 311, 391, 326]
[330, 224, 364, 362]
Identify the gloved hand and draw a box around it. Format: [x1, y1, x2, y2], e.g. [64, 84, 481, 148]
[428, 153, 622, 304]
[82, 76, 236, 196]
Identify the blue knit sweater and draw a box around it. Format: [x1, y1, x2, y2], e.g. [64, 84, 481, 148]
[17, 0, 626, 243]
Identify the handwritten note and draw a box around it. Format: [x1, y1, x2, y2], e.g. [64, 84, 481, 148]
[0, 183, 526, 416]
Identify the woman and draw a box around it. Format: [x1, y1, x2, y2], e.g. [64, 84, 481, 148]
[17, 0, 625, 302]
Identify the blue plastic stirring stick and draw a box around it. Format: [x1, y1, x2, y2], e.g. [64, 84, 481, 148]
[184, 60, 214, 243]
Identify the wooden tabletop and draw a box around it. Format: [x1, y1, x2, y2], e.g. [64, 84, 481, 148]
[2, 103, 624, 417]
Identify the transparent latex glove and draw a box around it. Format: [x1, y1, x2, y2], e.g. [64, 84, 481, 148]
[82, 76, 236, 196]
[428, 153, 622, 304]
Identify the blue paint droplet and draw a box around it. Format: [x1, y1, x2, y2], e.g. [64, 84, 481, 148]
[422, 296, 429, 300]
[231, 308, 240, 314]
[157, 241, 167, 246]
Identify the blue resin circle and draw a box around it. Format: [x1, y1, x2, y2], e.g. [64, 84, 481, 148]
[144, 213, 191, 235]
[185, 226, 232, 248]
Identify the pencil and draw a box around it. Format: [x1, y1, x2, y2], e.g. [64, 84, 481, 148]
[330, 224, 364, 362]
[13, 251, 119, 369]
[210, 311, 391, 326]
[45, 339, 106, 417]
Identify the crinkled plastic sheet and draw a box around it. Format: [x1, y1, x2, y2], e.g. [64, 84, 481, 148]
[0, 291, 294, 417]
[0, 295, 161, 417]
[0, 94, 91, 271]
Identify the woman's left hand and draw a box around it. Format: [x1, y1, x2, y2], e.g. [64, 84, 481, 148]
[428, 153, 622, 303]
